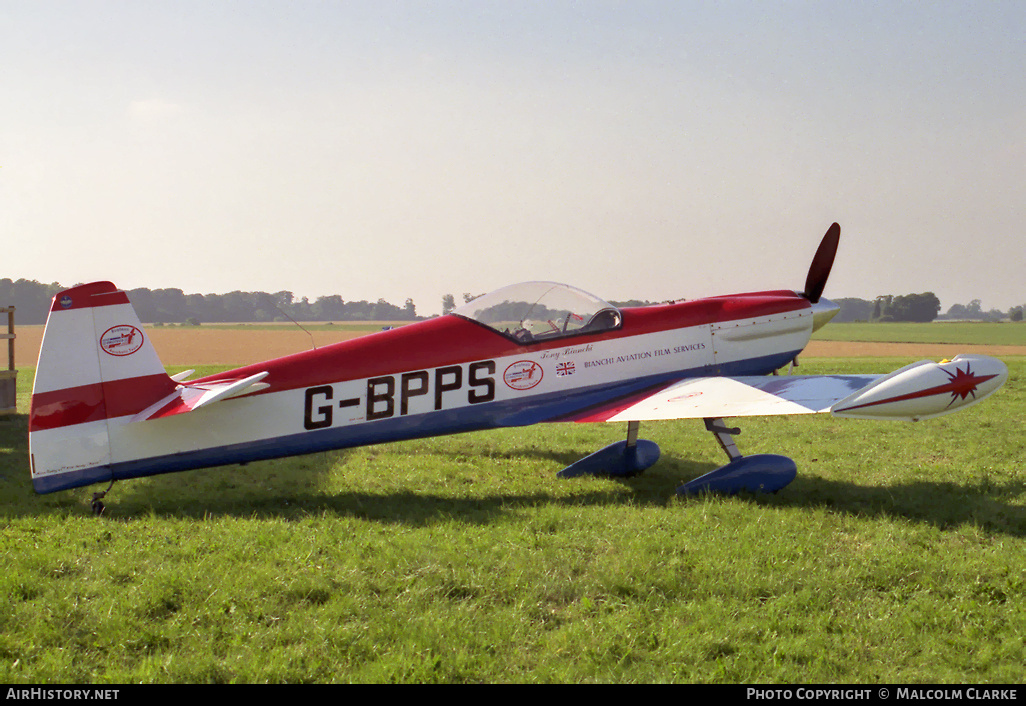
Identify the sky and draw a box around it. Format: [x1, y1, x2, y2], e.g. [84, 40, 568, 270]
[2, 1, 1023, 316]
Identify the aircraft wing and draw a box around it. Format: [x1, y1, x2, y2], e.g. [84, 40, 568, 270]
[574, 354, 1007, 423]
[579, 374, 878, 422]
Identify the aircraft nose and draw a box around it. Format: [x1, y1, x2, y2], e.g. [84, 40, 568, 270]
[810, 297, 840, 332]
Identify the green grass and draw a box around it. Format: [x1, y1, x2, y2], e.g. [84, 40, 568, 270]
[1, 358, 1023, 683]
[814, 321, 1026, 346]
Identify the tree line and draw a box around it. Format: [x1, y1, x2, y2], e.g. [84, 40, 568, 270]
[4, 277, 1022, 326]
[440, 292, 659, 317]
[0, 278, 420, 325]
[834, 294, 1025, 323]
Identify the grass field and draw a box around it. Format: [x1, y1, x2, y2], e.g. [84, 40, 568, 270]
[814, 322, 1026, 347]
[1, 330, 1024, 682]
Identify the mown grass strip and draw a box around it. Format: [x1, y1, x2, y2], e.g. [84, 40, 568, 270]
[813, 322, 1026, 346]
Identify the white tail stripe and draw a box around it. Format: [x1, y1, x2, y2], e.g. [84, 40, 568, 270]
[33, 304, 166, 395]
[32, 308, 103, 395]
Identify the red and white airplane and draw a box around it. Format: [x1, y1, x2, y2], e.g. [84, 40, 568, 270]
[28, 224, 1007, 511]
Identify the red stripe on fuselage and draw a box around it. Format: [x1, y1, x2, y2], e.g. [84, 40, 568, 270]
[193, 290, 810, 394]
[29, 374, 178, 431]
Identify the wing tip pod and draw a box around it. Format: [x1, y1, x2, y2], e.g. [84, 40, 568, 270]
[830, 354, 1007, 421]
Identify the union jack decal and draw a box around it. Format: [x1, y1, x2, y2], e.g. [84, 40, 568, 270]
[556, 362, 575, 376]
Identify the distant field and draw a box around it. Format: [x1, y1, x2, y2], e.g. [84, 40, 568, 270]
[814, 321, 1026, 346]
[13, 320, 1026, 369]
[14, 325, 403, 367]
[185, 321, 413, 332]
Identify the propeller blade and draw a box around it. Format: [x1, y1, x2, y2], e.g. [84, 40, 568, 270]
[803, 222, 840, 303]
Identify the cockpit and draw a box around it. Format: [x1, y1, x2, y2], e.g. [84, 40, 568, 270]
[450, 281, 622, 344]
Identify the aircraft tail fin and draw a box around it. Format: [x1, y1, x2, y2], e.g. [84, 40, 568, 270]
[28, 282, 177, 493]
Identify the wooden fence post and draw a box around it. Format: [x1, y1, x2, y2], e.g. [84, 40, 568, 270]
[0, 307, 16, 414]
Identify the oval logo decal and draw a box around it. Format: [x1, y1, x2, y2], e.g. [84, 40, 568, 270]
[668, 391, 704, 403]
[504, 360, 543, 390]
[100, 325, 144, 357]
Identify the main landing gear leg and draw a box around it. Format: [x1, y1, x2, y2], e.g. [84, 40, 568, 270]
[676, 418, 797, 496]
[706, 417, 742, 461]
[558, 420, 661, 478]
[91, 479, 114, 516]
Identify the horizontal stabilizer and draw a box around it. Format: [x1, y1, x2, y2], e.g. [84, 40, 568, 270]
[133, 372, 270, 422]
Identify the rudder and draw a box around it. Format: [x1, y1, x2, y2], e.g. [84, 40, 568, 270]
[29, 282, 176, 493]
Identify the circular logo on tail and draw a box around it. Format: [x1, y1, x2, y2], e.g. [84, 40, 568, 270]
[100, 325, 144, 356]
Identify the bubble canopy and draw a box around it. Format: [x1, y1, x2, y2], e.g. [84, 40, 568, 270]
[450, 281, 622, 344]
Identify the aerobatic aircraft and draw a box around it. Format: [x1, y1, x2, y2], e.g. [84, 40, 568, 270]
[28, 224, 1007, 513]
